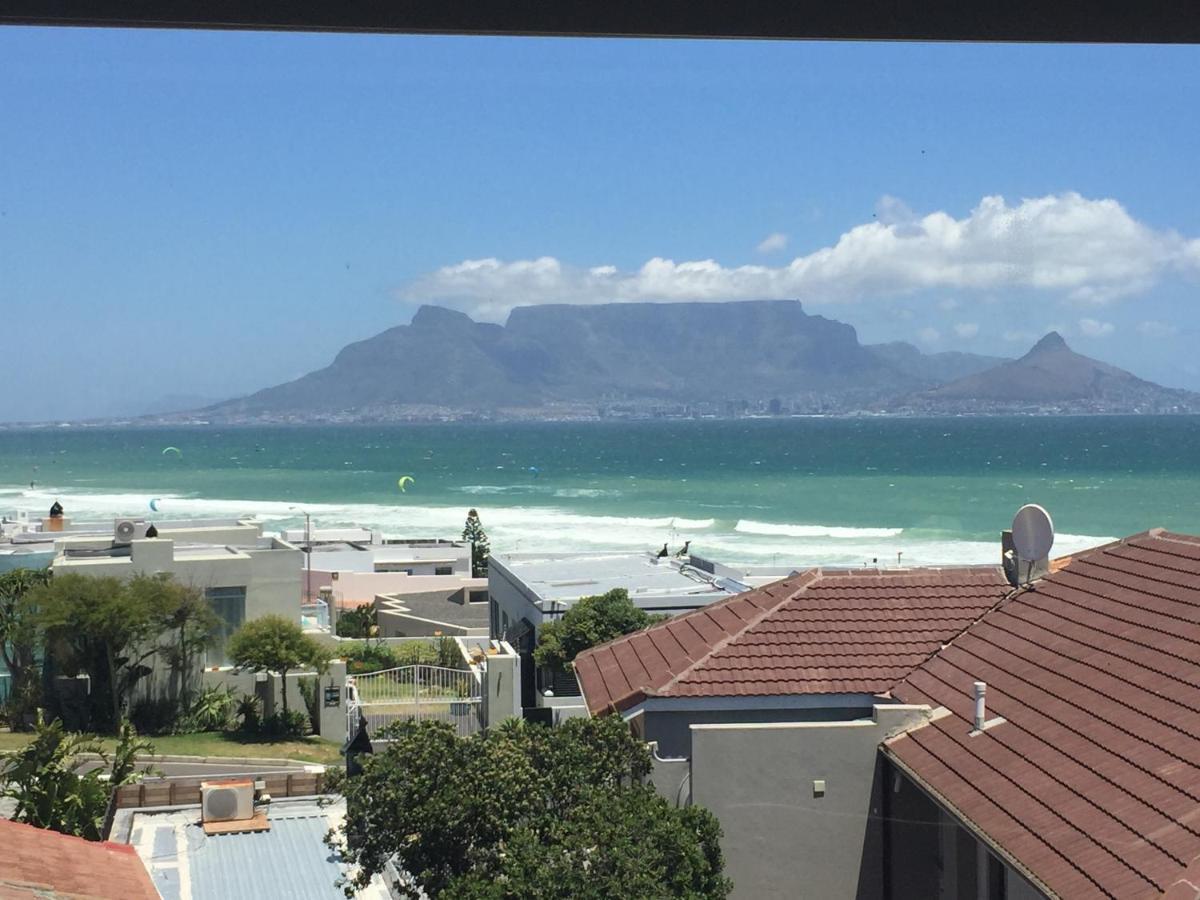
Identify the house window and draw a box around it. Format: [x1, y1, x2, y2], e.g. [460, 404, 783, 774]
[468, 589, 488, 604]
[205, 585, 247, 667]
[435, 565, 453, 576]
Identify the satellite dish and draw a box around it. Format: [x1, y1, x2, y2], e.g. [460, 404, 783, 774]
[1012, 504, 1054, 561]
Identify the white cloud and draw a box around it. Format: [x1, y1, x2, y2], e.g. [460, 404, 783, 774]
[1003, 330, 1035, 343]
[917, 327, 941, 344]
[401, 192, 1200, 321]
[1079, 318, 1115, 338]
[938, 297, 960, 311]
[756, 232, 789, 254]
[1137, 320, 1179, 338]
[953, 322, 980, 339]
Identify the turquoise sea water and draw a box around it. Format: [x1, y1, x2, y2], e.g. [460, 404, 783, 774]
[2, 417, 1198, 566]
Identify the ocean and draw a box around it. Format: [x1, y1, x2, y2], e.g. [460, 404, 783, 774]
[2, 416, 1198, 567]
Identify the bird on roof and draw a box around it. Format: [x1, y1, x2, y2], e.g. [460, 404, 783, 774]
[656, 543, 668, 559]
[675, 540, 691, 557]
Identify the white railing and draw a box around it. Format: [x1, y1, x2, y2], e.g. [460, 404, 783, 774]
[347, 665, 482, 742]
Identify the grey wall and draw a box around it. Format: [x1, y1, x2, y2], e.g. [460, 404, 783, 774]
[645, 705, 875, 759]
[688, 705, 932, 900]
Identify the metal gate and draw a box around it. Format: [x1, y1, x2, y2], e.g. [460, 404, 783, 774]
[346, 664, 482, 742]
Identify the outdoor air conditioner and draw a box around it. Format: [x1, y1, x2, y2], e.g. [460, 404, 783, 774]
[201, 779, 255, 823]
[113, 519, 140, 543]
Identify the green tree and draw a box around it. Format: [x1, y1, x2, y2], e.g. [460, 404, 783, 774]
[1, 717, 154, 840]
[155, 580, 220, 712]
[32, 573, 177, 732]
[335, 604, 376, 639]
[461, 508, 490, 578]
[533, 588, 664, 675]
[328, 715, 729, 899]
[227, 614, 328, 719]
[0, 567, 52, 729]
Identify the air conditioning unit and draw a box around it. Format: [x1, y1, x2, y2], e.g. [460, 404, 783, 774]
[113, 519, 141, 543]
[201, 779, 255, 823]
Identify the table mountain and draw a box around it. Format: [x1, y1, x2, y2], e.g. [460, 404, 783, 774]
[204, 300, 1011, 420]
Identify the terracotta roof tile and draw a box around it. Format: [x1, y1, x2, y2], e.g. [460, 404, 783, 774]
[886, 529, 1200, 900]
[0, 819, 158, 900]
[574, 566, 1008, 714]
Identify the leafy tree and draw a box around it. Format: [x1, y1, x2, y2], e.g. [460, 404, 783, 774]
[32, 574, 178, 732]
[336, 604, 376, 639]
[227, 614, 328, 719]
[0, 567, 51, 729]
[1, 717, 154, 840]
[533, 588, 664, 675]
[328, 715, 729, 899]
[461, 508, 490, 578]
[156, 580, 220, 712]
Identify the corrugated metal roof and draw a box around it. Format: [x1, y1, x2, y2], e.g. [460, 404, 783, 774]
[132, 800, 389, 900]
[188, 809, 346, 900]
[885, 529, 1200, 900]
[574, 565, 1009, 714]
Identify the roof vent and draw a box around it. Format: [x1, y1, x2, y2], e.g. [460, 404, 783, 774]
[973, 681, 987, 731]
[970, 680, 1006, 735]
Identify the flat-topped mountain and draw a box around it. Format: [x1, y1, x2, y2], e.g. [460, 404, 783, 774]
[205, 300, 1002, 420]
[195, 302, 1195, 422]
[906, 331, 1199, 412]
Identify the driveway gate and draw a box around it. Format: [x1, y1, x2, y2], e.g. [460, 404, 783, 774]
[346, 664, 482, 743]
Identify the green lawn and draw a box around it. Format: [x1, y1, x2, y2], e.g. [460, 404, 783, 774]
[0, 730, 343, 766]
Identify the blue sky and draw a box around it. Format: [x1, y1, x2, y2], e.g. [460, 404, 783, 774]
[2, 29, 1199, 420]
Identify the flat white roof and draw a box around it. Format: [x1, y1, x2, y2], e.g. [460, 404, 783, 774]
[495, 551, 742, 603]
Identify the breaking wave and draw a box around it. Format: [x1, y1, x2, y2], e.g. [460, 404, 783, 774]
[735, 519, 903, 539]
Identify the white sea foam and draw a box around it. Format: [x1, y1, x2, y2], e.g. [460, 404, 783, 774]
[735, 519, 903, 539]
[2, 484, 1114, 567]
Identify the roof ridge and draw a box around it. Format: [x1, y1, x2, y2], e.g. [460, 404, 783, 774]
[886, 581, 1019, 697]
[641, 569, 825, 698]
[573, 568, 820, 673]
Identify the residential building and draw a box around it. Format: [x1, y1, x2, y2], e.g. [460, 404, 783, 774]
[575, 565, 1009, 899]
[0, 818, 159, 900]
[293, 532, 485, 632]
[488, 550, 778, 714]
[1, 513, 263, 573]
[51, 534, 301, 665]
[575, 529, 1200, 900]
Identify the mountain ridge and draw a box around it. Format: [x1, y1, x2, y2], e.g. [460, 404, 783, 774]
[193, 301, 1197, 422]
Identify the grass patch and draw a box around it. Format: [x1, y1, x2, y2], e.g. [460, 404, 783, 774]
[0, 729, 343, 766]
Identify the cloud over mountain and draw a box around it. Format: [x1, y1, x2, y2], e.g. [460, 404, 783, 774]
[401, 193, 1200, 321]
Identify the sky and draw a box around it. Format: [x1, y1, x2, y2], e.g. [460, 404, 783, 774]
[2, 29, 1199, 421]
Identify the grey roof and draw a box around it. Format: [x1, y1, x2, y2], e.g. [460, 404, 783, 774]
[129, 799, 388, 900]
[494, 552, 740, 604]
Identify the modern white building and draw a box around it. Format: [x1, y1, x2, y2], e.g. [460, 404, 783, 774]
[51, 533, 302, 665]
[1, 513, 263, 574]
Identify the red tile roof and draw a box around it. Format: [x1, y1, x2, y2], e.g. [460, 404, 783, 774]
[574, 565, 1009, 715]
[0, 819, 158, 900]
[885, 529, 1200, 900]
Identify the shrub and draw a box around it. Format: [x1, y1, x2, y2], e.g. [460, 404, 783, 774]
[235, 694, 262, 733]
[341, 641, 399, 675]
[336, 605, 376, 639]
[262, 709, 309, 738]
[174, 684, 235, 734]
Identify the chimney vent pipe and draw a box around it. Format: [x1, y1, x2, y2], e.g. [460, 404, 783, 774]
[973, 681, 987, 731]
